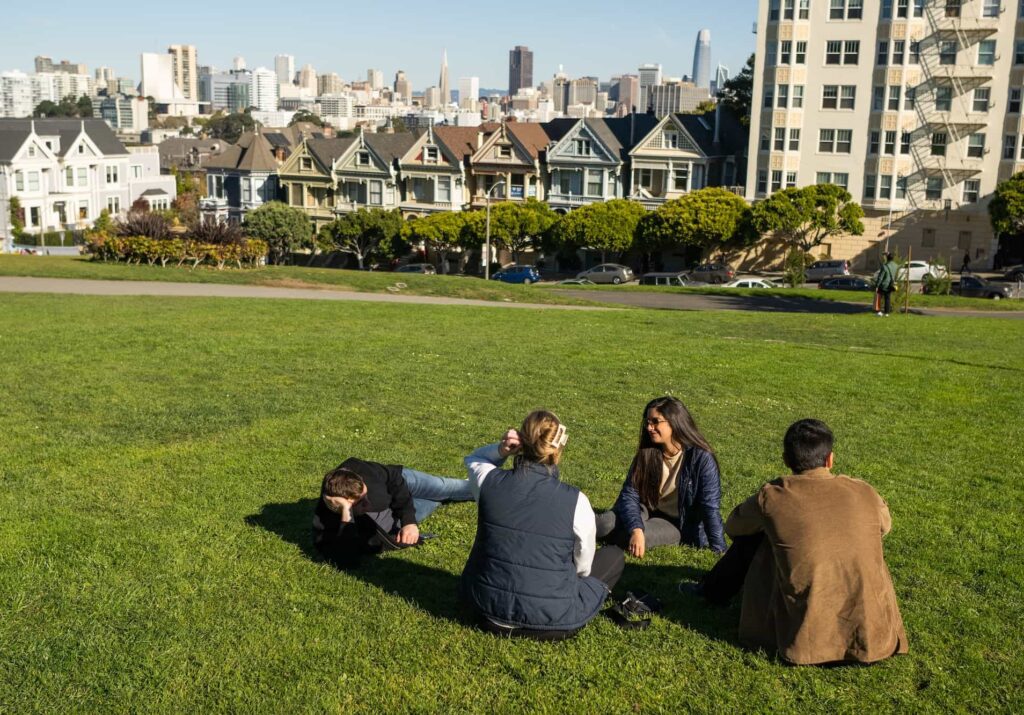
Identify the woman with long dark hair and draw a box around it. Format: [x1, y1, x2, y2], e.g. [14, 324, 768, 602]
[596, 396, 726, 555]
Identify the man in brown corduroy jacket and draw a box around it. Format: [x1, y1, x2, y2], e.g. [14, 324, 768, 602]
[690, 419, 908, 665]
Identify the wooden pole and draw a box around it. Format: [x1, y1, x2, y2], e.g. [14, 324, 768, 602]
[904, 245, 912, 314]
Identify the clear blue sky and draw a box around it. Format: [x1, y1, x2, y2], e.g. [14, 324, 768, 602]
[2, 0, 758, 91]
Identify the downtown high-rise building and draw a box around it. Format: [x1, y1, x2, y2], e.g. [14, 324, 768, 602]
[712, 63, 730, 95]
[297, 64, 317, 94]
[275, 54, 295, 86]
[167, 44, 198, 100]
[692, 29, 712, 90]
[368, 69, 384, 90]
[458, 76, 480, 110]
[318, 72, 345, 96]
[393, 70, 411, 102]
[508, 45, 534, 97]
[249, 67, 279, 112]
[439, 50, 451, 105]
[638, 63, 663, 110]
[747, 0, 1018, 269]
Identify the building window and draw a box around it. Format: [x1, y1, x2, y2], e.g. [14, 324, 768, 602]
[771, 170, 783, 192]
[973, 87, 991, 112]
[819, 128, 836, 152]
[882, 0, 892, 18]
[982, 0, 999, 17]
[77, 167, 87, 186]
[864, 174, 876, 200]
[795, 41, 807, 64]
[369, 180, 382, 204]
[869, 130, 880, 154]
[79, 203, 89, 221]
[837, 85, 854, 109]
[799, 0, 810, 18]
[826, 41, 843, 65]
[78, 144, 85, 155]
[764, 86, 774, 108]
[844, 40, 860, 64]
[357, 151, 371, 165]
[786, 171, 797, 188]
[766, 43, 778, 66]
[884, 130, 897, 155]
[909, 41, 920, 64]
[873, 86, 885, 111]
[793, 85, 805, 108]
[784, 0, 795, 19]
[29, 206, 40, 226]
[904, 86, 916, 110]
[913, 0, 923, 17]
[66, 166, 74, 187]
[877, 41, 889, 65]
[300, 157, 312, 171]
[931, 132, 948, 156]
[496, 145, 512, 159]
[926, 177, 943, 200]
[1016, 41, 1024, 65]
[967, 134, 985, 158]
[945, 0, 961, 18]
[789, 128, 801, 150]
[28, 171, 40, 191]
[131, 165, 142, 179]
[775, 127, 786, 150]
[588, 169, 604, 195]
[1005, 134, 1019, 159]
[829, 0, 862, 19]
[936, 87, 952, 112]
[922, 227, 936, 247]
[15, 171, 24, 191]
[833, 173, 849, 190]
[757, 170, 768, 194]
[896, 176, 908, 198]
[105, 165, 118, 184]
[1009, 89, 1022, 114]
[777, 84, 789, 108]
[830, 0, 844, 19]
[424, 146, 439, 162]
[901, 131, 912, 155]
[893, 41, 905, 64]
[574, 138, 592, 155]
[897, 0, 909, 17]
[888, 86, 901, 111]
[107, 196, 120, 214]
[978, 40, 996, 66]
[780, 40, 792, 64]
[823, 85, 839, 109]
[939, 41, 957, 65]
[436, 176, 451, 202]
[760, 133, 769, 151]
[769, 0, 780, 20]
[880, 174, 893, 199]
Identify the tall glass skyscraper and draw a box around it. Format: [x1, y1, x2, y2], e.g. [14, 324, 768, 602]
[692, 29, 711, 90]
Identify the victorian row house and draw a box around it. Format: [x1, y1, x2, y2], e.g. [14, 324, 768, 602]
[0, 118, 177, 250]
[198, 111, 747, 231]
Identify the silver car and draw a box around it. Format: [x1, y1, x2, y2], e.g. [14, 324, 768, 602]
[576, 263, 635, 284]
[805, 259, 850, 283]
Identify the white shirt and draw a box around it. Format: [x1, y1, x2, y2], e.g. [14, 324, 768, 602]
[464, 443, 596, 577]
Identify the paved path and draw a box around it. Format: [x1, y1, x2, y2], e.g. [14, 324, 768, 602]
[0, 276, 612, 311]
[556, 288, 1024, 319]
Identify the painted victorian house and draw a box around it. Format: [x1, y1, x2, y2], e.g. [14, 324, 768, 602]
[468, 121, 549, 207]
[331, 130, 419, 215]
[277, 136, 354, 233]
[202, 130, 288, 224]
[396, 125, 470, 217]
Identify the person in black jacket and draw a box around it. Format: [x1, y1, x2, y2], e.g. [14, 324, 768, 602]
[596, 396, 727, 555]
[313, 457, 473, 569]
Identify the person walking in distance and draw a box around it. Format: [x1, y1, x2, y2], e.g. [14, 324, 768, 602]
[873, 252, 898, 316]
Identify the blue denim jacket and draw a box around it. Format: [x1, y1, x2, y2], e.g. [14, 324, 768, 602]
[611, 447, 727, 552]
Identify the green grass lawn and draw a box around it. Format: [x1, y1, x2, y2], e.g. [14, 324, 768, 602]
[551, 282, 1024, 312]
[0, 256, 596, 306]
[0, 293, 1021, 712]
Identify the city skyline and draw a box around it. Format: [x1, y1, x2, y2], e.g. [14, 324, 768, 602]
[0, 0, 757, 92]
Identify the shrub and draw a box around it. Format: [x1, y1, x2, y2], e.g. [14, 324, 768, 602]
[784, 249, 814, 287]
[85, 235, 267, 270]
[116, 211, 172, 241]
[189, 219, 244, 245]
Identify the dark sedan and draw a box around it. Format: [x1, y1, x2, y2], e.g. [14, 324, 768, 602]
[952, 275, 1013, 300]
[819, 276, 873, 291]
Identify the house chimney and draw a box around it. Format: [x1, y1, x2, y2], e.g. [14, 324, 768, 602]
[275, 147, 285, 161]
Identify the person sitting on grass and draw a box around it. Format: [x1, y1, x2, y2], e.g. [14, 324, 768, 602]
[596, 396, 726, 557]
[682, 418, 908, 666]
[313, 457, 474, 570]
[460, 410, 625, 640]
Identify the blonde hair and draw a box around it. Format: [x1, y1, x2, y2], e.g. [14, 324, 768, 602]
[515, 410, 566, 468]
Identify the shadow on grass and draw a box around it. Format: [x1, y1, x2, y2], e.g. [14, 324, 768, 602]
[246, 498, 467, 624]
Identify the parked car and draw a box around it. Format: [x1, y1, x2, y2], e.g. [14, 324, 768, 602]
[639, 271, 707, 287]
[899, 260, 948, 282]
[395, 263, 437, 274]
[951, 275, 1012, 300]
[805, 259, 850, 283]
[576, 263, 635, 284]
[819, 276, 873, 291]
[722, 278, 775, 289]
[689, 262, 735, 284]
[1002, 264, 1024, 282]
[493, 265, 541, 284]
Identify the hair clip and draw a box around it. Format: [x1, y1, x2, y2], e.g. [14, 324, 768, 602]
[550, 423, 568, 449]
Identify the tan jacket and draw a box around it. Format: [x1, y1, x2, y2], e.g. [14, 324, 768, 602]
[726, 468, 908, 665]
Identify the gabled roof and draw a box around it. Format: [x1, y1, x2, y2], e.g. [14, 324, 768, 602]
[544, 118, 624, 164]
[0, 118, 127, 163]
[541, 118, 578, 145]
[603, 113, 662, 158]
[433, 123, 498, 161]
[505, 121, 550, 160]
[204, 130, 282, 172]
[306, 136, 357, 169]
[364, 131, 420, 164]
[675, 110, 747, 157]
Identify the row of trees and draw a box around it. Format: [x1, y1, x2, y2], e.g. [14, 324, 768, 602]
[236, 184, 867, 272]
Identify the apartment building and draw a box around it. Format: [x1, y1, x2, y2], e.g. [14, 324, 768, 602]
[747, 0, 1023, 269]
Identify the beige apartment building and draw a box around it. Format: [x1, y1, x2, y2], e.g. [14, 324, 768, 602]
[167, 45, 198, 102]
[747, 0, 1024, 270]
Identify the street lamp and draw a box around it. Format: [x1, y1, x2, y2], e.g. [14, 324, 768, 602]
[484, 180, 506, 280]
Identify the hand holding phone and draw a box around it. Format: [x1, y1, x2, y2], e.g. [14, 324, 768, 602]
[499, 428, 522, 457]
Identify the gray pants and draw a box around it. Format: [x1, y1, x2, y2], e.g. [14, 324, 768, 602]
[595, 505, 681, 550]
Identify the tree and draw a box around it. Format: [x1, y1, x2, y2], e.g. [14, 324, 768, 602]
[717, 54, 754, 126]
[989, 172, 1024, 236]
[689, 99, 717, 115]
[242, 201, 313, 264]
[552, 199, 646, 262]
[401, 212, 467, 273]
[34, 95, 91, 118]
[289, 110, 324, 128]
[323, 208, 403, 269]
[638, 188, 754, 255]
[205, 111, 257, 143]
[492, 199, 558, 263]
[390, 117, 408, 133]
[749, 184, 865, 253]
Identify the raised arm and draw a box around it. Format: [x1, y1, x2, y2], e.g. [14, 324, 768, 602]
[463, 429, 521, 499]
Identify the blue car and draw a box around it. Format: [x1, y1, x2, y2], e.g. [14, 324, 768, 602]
[493, 265, 541, 284]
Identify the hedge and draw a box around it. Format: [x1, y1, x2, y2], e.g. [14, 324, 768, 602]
[86, 235, 268, 270]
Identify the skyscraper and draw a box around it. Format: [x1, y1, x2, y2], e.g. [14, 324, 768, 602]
[249, 67, 278, 112]
[508, 46, 533, 97]
[232, 56, 246, 71]
[458, 76, 480, 110]
[439, 50, 450, 106]
[393, 70, 411, 102]
[638, 63, 662, 110]
[367, 69, 384, 90]
[274, 55, 295, 86]
[692, 29, 711, 90]
[168, 44, 198, 100]
[712, 64, 729, 96]
[297, 64, 317, 94]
